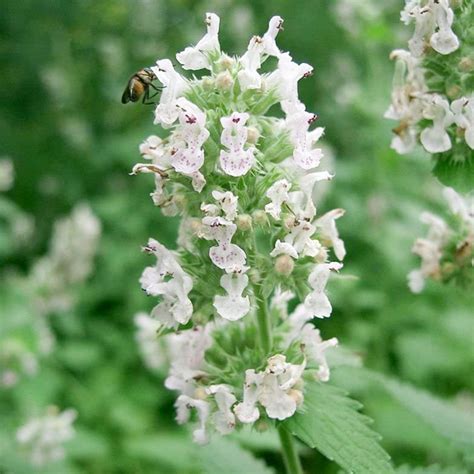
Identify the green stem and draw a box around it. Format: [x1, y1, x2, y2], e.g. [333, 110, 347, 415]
[253, 282, 272, 354]
[278, 425, 304, 474]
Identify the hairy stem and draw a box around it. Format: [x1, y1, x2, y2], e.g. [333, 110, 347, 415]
[278, 425, 304, 474]
[254, 282, 272, 354]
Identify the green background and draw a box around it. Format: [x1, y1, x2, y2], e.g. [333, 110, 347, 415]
[1, 0, 472, 472]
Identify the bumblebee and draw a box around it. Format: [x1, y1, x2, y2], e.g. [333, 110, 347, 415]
[121, 68, 161, 105]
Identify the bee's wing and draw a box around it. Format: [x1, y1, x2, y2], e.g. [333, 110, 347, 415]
[121, 82, 132, 104]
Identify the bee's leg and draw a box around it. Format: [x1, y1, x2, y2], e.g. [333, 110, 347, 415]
[142, 89, 158, 106]
[149, 83, 163, 92]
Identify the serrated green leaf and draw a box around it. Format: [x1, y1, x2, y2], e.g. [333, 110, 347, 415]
[284, 381, 394, 473]
[374, 375, 474, 453]
[396, 464, 468, 474]
[198, 437, 275, 474]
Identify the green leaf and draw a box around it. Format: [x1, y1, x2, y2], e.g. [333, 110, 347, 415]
[373, 375, 474, 454]
[124, 432, 198, 470]
[199, 437, 275, 474]
[396, 465, 468, 474]
[284, 381, 394, 473]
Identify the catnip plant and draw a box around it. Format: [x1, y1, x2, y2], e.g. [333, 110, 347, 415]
[385, 0, 473, 292]
[131, 13, 354, 473]
[385, 0, 473, 189]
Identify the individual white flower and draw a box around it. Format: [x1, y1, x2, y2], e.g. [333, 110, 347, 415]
[140, 239, 193, 327]
[165, 325, 212, 395]
[176, 395, 210, 444]
[408, 238, 443, 293]
[206, 384, 237, 435]
[212, 190, 239, 221]
[384, 49, 426, 154]
[304, 262, 343, 318]
[288, 171, 333, 220]
[152, 59, 188, 127]
[190, 171, 207, 192]
[134, 312, 164, 370]
[17, 407, 77, 466]
[219, 112, 256, 177]
[315, 208, 346, 260]
[265, 179, 291, 220]
[286, 110, 324, 170]
[404, 1, 436, 57]
[430, 0, 459, 55]
[234, 369, 262, 423]
[176, 13, 220, 70]
[266, 52, 313, 106]
[408, 211, 450, 293]
[235, 356, 305, 422]
[284, 220, 322, 258]
[451, 96, 474, 150]
[270, 240, 299, 260]
[258, 355, 305, 420]
[170, 98, 209, 174]
[420, 94, 454, 153]
[238, 16, 283, 91]
[298, 325, 337, 382]
[443, 187, 474, 229]
[139, 135, 169, 166]
[201, 216, 248, 272]
[261, 16, 284, 57]
[213, 273, 250, 321]
[420, 211, 450, 244]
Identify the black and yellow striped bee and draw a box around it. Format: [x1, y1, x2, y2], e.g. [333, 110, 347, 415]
[121, 67, 161, 105]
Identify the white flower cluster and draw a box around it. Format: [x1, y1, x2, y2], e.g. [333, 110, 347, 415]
[161, 313, 336, 444]
[408, 187, 473, 293]
[385, 1, 473, 155]
[31, 204, 101, 314]
[16, 407, 77, 466]
[133, 13, 345, 443]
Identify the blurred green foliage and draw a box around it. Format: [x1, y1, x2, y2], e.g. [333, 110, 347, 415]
[0, 0, 472, 473]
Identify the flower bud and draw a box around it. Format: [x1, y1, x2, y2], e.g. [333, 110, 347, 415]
[254, 419, 269, 432]
[189, 218, 203, 235]
[458, 56, 474, 73]
[314, 247, 328, 264]
[247, 126, 261, 144]
[275, 254, 294, 276]
[202, 76, 214, 90]
[194, 386, 208, 400]
[252, 210, 269, 227]
[249, 268, 261, 285]
[441, 262, 456, 277]
[446, 84, 461, 99]
[236, 214, 252, 231]
[173, 193, 188, 212]
[217, 53, 235, 71]
[215, 71, 233, 91]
